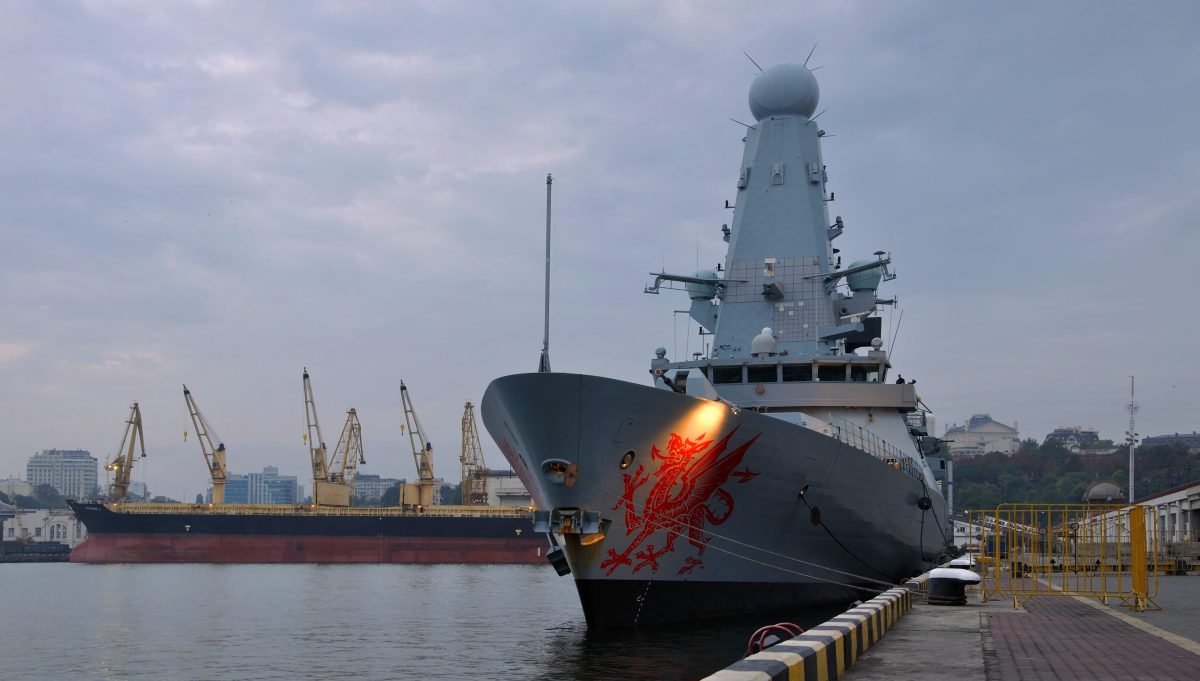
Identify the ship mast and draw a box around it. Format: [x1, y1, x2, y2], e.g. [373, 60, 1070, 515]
[538, 173, 553, 373]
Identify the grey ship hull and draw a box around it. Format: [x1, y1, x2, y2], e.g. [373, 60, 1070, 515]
[482, 372, 946, 627]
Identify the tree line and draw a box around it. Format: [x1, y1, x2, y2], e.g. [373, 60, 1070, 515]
[0, 484, 70, 510]
[953, 439, 1200, 512]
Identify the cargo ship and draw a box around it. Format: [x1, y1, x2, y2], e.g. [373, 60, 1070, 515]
[70, 384, 548, 564]
[68, 500, 545, 564]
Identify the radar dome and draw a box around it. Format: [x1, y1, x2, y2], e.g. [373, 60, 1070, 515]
[749, 63, 820, 121]
[686, 269, 718, 301]
[751, 327, 777, 356]
[846, 259, 884, 293]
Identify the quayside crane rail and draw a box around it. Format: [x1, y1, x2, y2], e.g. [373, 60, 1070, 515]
[106, 402, 147, 501]
[400, 381, 435, 507]
[183, 385, 228, 504]
[329, 408, 366, 489]
[460, 402, 489, 505]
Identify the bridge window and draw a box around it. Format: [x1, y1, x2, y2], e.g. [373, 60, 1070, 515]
[747, 365, 777, 383]
[782, 365, 813, 382]
[850, 365, 878, 382]
[712, 366, 743, 384]
[817, 365, 847, 382]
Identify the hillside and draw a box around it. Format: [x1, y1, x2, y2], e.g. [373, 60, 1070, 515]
[953, 440, 1200, 512]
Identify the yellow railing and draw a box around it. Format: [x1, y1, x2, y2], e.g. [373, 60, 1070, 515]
[966, 504, 1160, 612]
[107, 502, 534, 519]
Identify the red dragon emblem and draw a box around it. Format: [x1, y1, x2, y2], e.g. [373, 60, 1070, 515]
[600, 426, 761, 577]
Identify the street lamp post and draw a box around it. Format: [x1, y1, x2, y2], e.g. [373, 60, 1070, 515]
[1126, 376, 1139, 503]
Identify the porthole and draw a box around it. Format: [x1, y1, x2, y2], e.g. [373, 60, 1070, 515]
[619, 450, 635, 469]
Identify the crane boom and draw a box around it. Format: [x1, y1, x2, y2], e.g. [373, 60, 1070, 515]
[106, 402, 147, 501]
[183, 385, 228, 504]
[460, 402, 488, 505]
[329, 408, 366, 488]
[399, 381, 435, 507]
[304, 368, 353, 506]
[303, 368, 329, 482]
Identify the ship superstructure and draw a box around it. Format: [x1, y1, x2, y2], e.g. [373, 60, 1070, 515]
[482, 62, 950, 627]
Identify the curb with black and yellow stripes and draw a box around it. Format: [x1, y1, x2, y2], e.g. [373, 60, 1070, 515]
[701, 585, 915, 681]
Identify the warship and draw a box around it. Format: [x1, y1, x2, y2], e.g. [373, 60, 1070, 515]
[481, 62, 951, 627]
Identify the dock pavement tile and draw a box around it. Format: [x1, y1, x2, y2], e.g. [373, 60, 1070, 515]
[988, 596, 1200, 681]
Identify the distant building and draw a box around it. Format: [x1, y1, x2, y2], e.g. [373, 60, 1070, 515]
[1, 508, 88, 548]
[354, 474, 402, 500]
[126, 481, 150, 501]
[944, 415, 1020, 457]
[26, 449, 98, 500]
[484, 470, 533, 507]
[1134, 480, 1199, 543]
[1141, 432, 1200, 450]
[1045, 426, 1101, 449]
[0, 478, 33, 499]
[206, 466, 300, 504]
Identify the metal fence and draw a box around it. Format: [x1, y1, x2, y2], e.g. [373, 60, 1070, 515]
[966, 504, 1160, 611]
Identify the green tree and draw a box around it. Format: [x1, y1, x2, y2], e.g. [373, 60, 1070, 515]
[440, 483, 462, 505]
[14, 494, 40, 509]
[379, 483, 401, 507]
[33, 484, 67, 508]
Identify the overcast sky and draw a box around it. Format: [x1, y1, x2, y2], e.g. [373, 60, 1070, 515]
[2, 1, 1198, 500]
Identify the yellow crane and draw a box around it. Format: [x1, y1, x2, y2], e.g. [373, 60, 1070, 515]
[106, 402, 146, 501]
[460, 402, 489, 505]
[304, 366, 333, 505]
[302, 366, 352, 505]
[399, 381, 435, 507]
[328, 407, 366, 496]
[183, 384, 228, 504]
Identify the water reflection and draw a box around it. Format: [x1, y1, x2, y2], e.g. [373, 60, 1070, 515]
[4, 563, 849, 681]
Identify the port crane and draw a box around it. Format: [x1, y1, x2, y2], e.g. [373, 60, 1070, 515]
[183, 385, 228, 504]
[328, 407, 366, 494]
[105, 402, 147, 501]
[399, 381, 436, 507]
[460, 402, 489, 505]
[304, 368, 353, 507]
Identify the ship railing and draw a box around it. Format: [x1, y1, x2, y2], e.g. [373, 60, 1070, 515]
[826, 415, 924, 482]
[107, 502, 534, 518]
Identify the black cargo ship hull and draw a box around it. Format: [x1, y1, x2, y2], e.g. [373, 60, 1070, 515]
[68, 501, 547, 564]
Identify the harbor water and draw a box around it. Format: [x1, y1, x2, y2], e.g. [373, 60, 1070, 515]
[1, 563, 844, 680]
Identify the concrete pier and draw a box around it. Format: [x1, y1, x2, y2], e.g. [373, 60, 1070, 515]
[844, 575, 1200, 681]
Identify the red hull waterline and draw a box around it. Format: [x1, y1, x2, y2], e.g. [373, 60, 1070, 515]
[71, 534, 547, 564]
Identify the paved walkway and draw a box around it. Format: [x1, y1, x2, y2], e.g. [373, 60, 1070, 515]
[843, 576, 1200, 681]
[989, 597, 1198, 681]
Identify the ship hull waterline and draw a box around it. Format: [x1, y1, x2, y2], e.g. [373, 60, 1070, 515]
[482, 372, 947, 628]
[68, 501, 547, 565]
